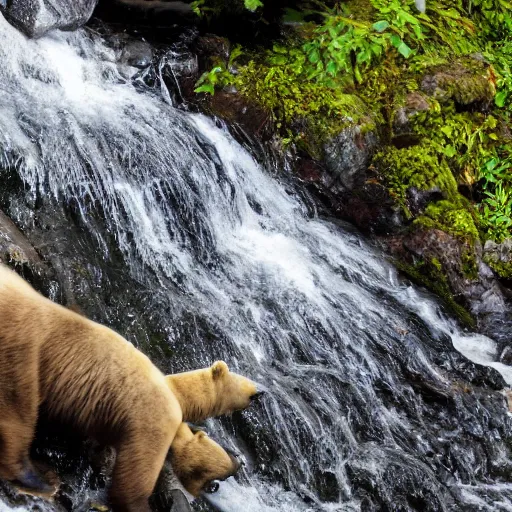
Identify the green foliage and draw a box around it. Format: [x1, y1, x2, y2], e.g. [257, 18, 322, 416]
[194, 0, 512, 247]
[480, 183, 512, 242]
[234, 50, 370, 145]
[485, 41, 512, 114]
[468, 0, 512, 40]
[478, 155, 512, 242]
[410, 104, 499, 182]
[483, 255, 512, 279]
[302, 1, 423, 85]
[191, 0, 263, 16]
[194, 47, 242, 94]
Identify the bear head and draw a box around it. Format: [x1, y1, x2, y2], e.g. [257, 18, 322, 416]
[166, 361, 261, 423]
[170, 424, 242, 497]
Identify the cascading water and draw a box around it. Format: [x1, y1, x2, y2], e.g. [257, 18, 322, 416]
[0, 12, 511, 512]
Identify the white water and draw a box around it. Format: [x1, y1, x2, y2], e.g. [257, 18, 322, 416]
[0, 13, 511, 512]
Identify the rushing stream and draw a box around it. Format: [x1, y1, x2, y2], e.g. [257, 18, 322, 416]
[0, 12, 512, 512]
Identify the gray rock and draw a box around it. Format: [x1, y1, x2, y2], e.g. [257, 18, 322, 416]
[404, 228, 506, 316]
[420, 60, 494, 106]
[323, 125, 378, 191]
[484, 239, 512, 263]
[1, 0, 98, 38]
[0, 207, 43, 267]
[393, 91, 430, 135]
[120, 40, 153, 69]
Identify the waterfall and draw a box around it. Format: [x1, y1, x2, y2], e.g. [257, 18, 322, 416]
[0, 12, 511, 512]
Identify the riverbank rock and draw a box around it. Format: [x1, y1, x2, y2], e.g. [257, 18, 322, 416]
[402, 228, 506, 316]
[420, 58, 495, 107]
[0, 0, 97, 38]
[483, 239, 512, 281]
[323, 124, 379, 192]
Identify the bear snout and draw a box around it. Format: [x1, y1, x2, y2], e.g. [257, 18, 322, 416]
[250, 388, 265, 402]
[224, 446, 244, 470]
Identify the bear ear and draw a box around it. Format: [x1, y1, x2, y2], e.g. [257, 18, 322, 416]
[211, 361, 229, 380]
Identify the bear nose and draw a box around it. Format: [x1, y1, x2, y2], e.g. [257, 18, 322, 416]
[224, 446, 244, 468]
[250, 389, 265, 402]
[204, 480, 220, 494]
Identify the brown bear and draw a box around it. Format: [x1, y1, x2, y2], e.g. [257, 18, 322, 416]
[0, 263, 258, 512]
[167, 360, 261, 423]
[169, 423, 241, 498]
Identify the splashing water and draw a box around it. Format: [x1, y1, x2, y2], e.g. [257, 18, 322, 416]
[0, 12, 511, 512]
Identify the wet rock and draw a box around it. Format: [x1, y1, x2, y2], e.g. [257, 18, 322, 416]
[393, 91, 431, 136]
[195, 34, 230, 70]
[0, 207, 42, 266]
[0, 207, 58, 297]
[337, 180, 405, 235]
[500, 346, 512, 365]
[120, 40, 153, 69]
[403, 228, 506, 316]
[323, 124, 379, 191]
[406, 186, 444, 217]
[207, 89, 272, 138]
[483, 239, 512, 280]
[0, 0, 97, 38]
[421, 59, 495, 107]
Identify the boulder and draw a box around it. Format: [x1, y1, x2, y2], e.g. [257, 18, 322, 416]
[483, 239, 512, 280]
[0, 0, 97, 38]
[421, 58, 495, 107]
[403, 228, 506, 316]
[323, 124, 378, 191]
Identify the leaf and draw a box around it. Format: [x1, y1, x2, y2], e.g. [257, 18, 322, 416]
[308, 49, 320, 64]
[444, 145, 456, 158]
[244, 0, 263, 11]
[372, 20, 390, 32]
[495, 90, 508, 108]
[441, 125, 453, 137]
[397, 41, 413, 58]
[194, 83, 215, 95]
[390, 34, 402, 48]
[326, 60, 337, 76]
[399, 11, 420, 25]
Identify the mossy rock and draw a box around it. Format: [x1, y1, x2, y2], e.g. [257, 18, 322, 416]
[483, 239, 512, 280]
[374, 143, 459, 217]
[420, 58, 495, 107]
[395, 257, 476, 328]
[415, 200, 480, 247]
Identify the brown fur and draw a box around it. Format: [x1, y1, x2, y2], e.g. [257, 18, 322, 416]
[170, 423, 240, 497]
[0, 264, 254, 512]
[167, 361, 258, 423]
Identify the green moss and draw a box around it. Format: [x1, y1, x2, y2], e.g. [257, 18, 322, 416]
[233, 55, 374, 151]
[374, 143, 458, 216]
[395, 258, 476, 328]
[421, 58, 495, 105]
[415, 200, 480, 243]
[483, 255, 512, 279]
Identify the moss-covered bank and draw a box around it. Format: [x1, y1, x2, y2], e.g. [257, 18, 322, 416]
[190, 0, 512, 321]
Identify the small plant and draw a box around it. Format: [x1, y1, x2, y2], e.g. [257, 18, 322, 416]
[477, 156, 512, 241]
[194, 46, 242, 94]
[480, 182, 512, 242]
[302, 1, 424, 85]
[191, 0, 262, 16]
[479, 156, 512, 190]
